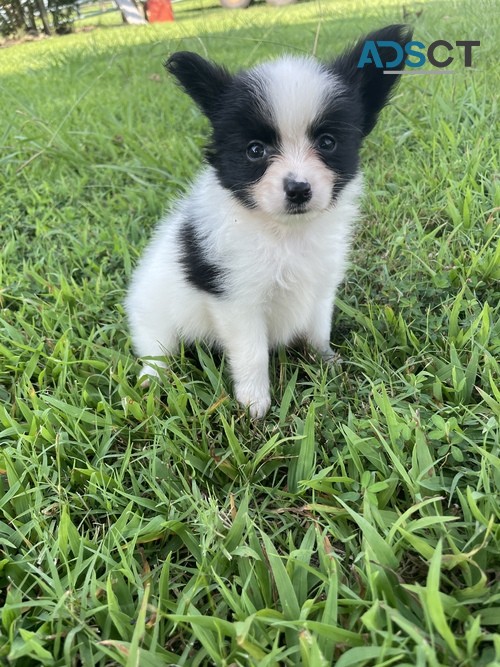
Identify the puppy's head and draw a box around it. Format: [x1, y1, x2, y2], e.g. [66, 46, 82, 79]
[166, 25, 412, 221]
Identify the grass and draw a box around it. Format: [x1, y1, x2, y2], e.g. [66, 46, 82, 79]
[0, 0, 499, 664]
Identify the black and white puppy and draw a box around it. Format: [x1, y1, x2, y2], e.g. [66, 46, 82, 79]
[126, 25, 412, 418]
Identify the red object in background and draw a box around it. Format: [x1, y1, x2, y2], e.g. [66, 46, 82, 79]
[146, 0, 174, 22]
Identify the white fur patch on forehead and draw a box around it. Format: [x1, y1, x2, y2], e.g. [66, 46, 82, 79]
[250, 57, 344, 139]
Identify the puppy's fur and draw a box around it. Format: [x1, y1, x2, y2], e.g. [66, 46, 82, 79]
[125, 25, 412, 418]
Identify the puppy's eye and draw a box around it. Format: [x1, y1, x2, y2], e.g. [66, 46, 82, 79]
[246, 141, 266, 161]
[317, 134, 337, 152]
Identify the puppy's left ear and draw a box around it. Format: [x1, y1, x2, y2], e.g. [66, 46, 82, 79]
[165, 51, 232, 120]
[331, 24, 413, 136]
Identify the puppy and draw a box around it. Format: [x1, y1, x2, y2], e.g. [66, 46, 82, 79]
[125, 25, 412, 418]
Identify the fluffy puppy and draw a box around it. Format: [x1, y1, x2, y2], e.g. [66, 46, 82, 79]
[125, 25, 412, 418]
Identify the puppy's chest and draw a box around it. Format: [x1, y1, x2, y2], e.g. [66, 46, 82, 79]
[256, 235, 333, 294]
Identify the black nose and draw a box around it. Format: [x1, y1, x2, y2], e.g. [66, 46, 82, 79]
[284, 178, 312, 205]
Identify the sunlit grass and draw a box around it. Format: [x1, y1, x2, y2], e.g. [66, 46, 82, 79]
[0, 0, 499, 664]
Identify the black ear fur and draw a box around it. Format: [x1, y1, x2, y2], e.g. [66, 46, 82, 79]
[165, 51, 232, 119]
[332, 24, 413, 136]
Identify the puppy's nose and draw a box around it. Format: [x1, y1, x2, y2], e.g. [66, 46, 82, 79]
[284, 178, 312, 205]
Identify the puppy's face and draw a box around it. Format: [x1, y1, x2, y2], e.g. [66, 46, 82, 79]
[208, 59, 361, 220]
[166, 24, 412, 221]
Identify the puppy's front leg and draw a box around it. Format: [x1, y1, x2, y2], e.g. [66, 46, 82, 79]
[214, 307, 270, 419]
[306, 294, 342, 363]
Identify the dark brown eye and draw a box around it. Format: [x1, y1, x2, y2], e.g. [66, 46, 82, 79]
[246, 141, 266, 161]
[317, 134, 337, 152]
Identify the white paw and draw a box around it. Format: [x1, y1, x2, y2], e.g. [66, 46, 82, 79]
[138, 363, 165, 387]
[319, 348, 343, 365]
[235, 387, 271, 419]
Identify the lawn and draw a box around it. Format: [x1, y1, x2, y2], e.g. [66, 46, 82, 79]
[0, 0, 499, 664]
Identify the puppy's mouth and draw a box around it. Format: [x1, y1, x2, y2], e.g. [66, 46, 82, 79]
[286, 202, 310, 216]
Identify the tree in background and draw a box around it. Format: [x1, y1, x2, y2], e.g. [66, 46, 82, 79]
[0, 0, 80, 36]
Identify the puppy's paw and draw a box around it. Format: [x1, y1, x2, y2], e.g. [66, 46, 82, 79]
[248, 396, 272, 420]
[235, 386, 271, 420]
[138, 363, 165, 387]
[319, 348, 343, 365]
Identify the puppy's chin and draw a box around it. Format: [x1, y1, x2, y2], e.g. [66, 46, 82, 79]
[253, 188, 335, 224]
[248, 189, 334, 224]
[257, 202, 331, 226]
[286, 202, 313, 216]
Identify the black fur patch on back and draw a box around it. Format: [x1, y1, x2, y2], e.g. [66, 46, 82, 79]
[179, 219, 226, 296]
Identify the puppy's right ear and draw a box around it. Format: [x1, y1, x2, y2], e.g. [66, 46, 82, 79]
[165, 52, 232, 119]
